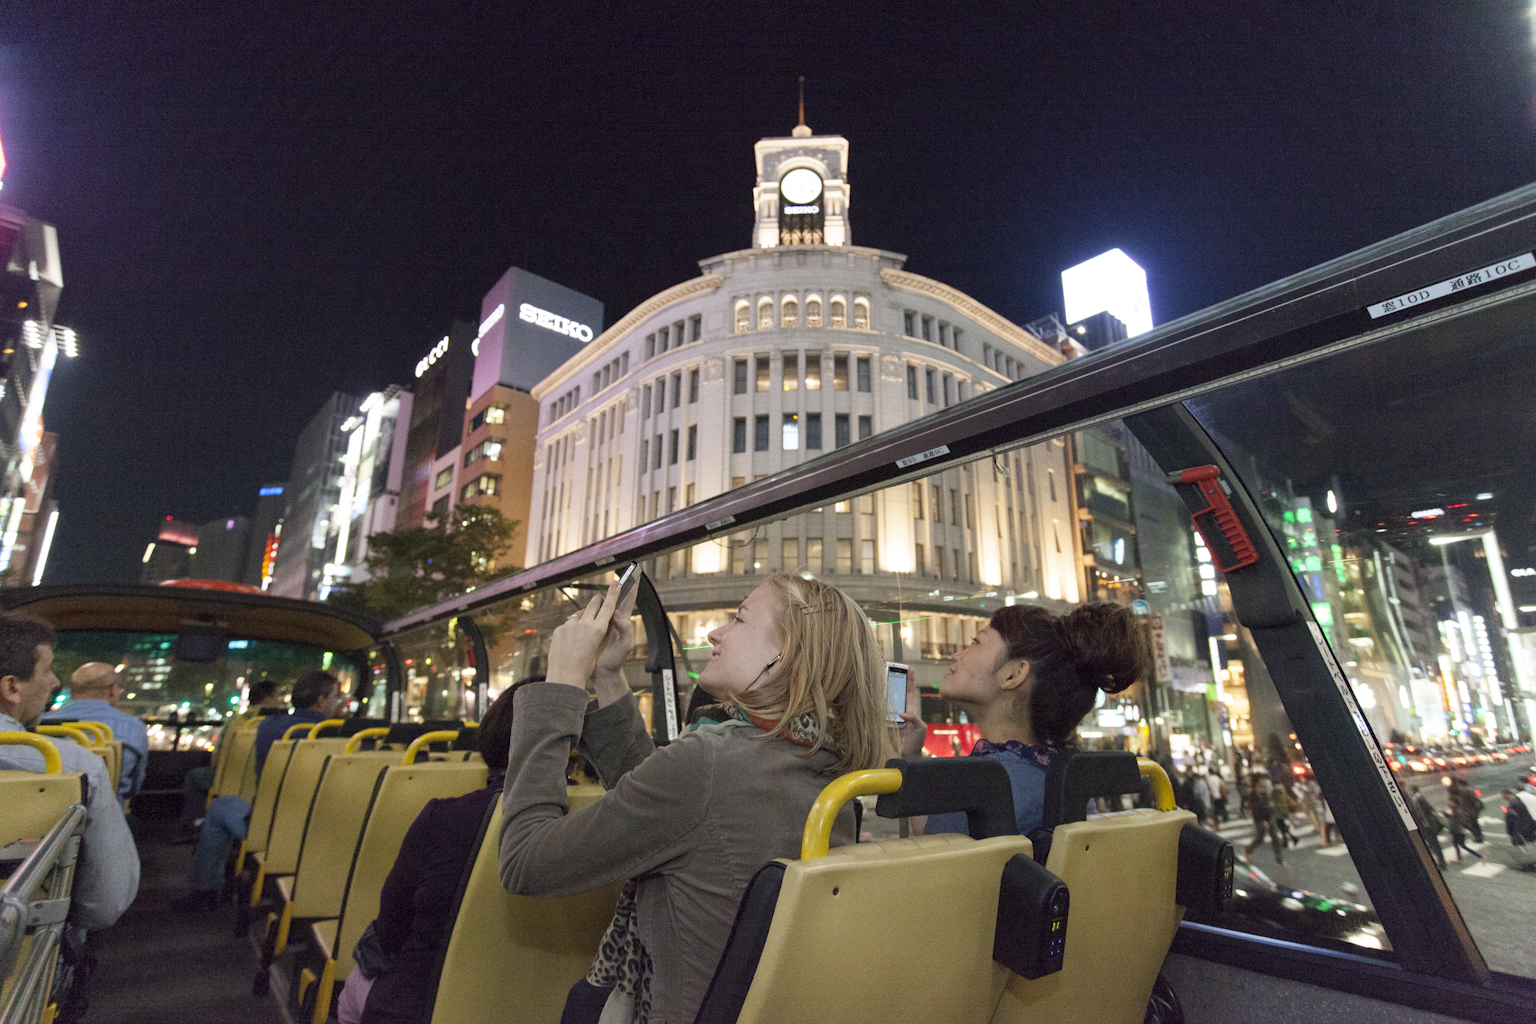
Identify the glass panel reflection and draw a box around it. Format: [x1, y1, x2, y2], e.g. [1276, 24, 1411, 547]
[1188, 287, 1536, 975]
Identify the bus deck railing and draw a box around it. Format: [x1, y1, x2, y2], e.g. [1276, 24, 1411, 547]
[0, 803, 86, 1024]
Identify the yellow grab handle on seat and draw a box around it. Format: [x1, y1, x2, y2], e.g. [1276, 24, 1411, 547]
[37, 724, 94, 747]
[402, 730, 462, 764]
[0, 731, 62, 773]
[303, 718, 346, 739]
[344, 727, 391, 753]
[282, 722, 313, 740]
[1137, 757, 1176, 812]
[801, 768, 904, 860]
[55, 720, 111, 743]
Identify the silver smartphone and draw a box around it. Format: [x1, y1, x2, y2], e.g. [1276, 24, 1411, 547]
[614, 561, 640, 611]
[885, 661, 910, 723]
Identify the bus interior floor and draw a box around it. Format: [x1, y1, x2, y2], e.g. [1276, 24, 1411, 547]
[79, 815, 281, 1024]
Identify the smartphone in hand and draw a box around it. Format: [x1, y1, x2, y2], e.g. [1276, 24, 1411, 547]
[613, 561, 640, 616]
[885, 662, 910, 724]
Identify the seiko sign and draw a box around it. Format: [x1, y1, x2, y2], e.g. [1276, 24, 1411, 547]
[415, 336, 450, 378]
[520, 302, 594, 342]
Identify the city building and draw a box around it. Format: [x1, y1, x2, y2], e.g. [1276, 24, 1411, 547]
[140, 517, 198, 584]
[269, 392, 361, 600]
[0, 197, 78, 581]
[9, 430, 57, 586]
[523, 120, 1080, 694]
[399, 322, 475, 529]
[244, 483, 287, 588]
[190, 516, 251, 582]
[322, 387, 412, 598]
[457, 384, 538, 572]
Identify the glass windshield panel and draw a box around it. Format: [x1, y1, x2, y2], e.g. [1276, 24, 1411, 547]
[1188, 287, 1536, 976]
[50, 630, 360, 751]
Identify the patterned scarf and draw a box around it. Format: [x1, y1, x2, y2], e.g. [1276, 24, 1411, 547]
[970, 737, 1074, 768]
[584, 705, 837, 1023]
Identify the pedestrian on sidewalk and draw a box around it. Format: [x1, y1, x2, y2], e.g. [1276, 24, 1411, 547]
[1271, 777, 1296, 848]
[1302, 776, 1327, 844]
[1246, 773, 1285, 866]
[1208, 769, 1227, 824]
[1409, 785, 1447, 869]
[1444, 793, 1473, 864]
[1502, 788, 1536, 872]
[1191, 771, 1211, 829]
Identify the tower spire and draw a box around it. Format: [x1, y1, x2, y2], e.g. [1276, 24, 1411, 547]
[793, 76, 811, 137]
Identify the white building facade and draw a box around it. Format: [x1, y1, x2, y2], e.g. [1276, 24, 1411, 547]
[526, 125, 1085, 674]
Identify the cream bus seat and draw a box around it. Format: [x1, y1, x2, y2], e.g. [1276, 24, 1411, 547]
[425, 784, 622, 1024]
[989, 751, 1230, 1024]
[207, 716, 263, 805]
[693, 759, 1069, 1024]
[296, 758, 489, 1024]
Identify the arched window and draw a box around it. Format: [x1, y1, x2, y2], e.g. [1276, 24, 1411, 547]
[853, 297, 870, 330]
[782, 296, 798, 329]
[759, 298, 774, 330]
[830, 297, 846, 329]
[735, 301, 751, 333]
[805, 297, 822, 328]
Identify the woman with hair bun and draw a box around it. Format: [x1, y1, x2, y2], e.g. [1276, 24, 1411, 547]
[897, 602, 1147, 837]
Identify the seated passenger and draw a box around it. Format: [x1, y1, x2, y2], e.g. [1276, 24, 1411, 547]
[897, 603, 1144, 837]
[176, 669, 345, 910]
[499, 573, 888, 1024]
[43, 661, 149, 803]
[178, 678, 285, 839]
[0, 612, 140, 931]
[336, 681, 525, 1024]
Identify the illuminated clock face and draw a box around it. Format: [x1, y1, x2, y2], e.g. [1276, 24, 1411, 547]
[780, 168, 823, 205]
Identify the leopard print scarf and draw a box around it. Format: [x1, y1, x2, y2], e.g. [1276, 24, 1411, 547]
[583, 706, 839, 1023]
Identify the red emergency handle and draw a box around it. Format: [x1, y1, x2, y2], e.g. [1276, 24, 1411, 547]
[1165, 466, 1259, 573]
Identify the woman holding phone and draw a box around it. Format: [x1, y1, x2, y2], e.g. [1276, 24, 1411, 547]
[498, 571, 889, 1024]
[894, 602, 1146, 837]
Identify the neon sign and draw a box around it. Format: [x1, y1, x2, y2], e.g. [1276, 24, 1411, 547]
[519, 302, 594, 342]
[415, 336, 450, 378]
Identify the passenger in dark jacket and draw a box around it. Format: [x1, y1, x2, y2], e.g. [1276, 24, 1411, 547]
[339, 682, 524, 1024]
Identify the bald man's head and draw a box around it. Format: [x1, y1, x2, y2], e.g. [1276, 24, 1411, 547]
[71, 662, 123, 699]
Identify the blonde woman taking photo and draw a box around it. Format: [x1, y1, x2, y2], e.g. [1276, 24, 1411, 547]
[499, 572, 889, 1024]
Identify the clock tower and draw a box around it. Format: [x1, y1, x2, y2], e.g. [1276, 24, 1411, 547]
[752, 119, 850, 249]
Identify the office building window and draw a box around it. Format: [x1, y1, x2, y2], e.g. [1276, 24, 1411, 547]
[805, 352, 821, 390]
[836, 539, 853, 574]
[754, 415, 770, 451]
[759, 299, 774, 330]
[806, 297, 822, 327]
[658, 326, 670, 353]
[686, 483, 695, 506]
[640, 438, 649, 469]
[942, 373, 953, 407]
[782, 538, 799, 570]
[734, 358, 748, 394]
[783, 352, 798, 390]
[904, 310, 916, 336]
[667, 486, 676, 513]
[951, 489, 962, 527]
[435, 467, 453, 490]
[912, 482, 924, 518]
[856, 356, 871, 392]
[655, 381, 665, 414]
[782, 297, 798, 329]
[671, 372, 682, 407]
[735, 302, 750, 333]
[690, 314, 702, 342]
[621, 352, 629, 375]
[958, 380, 968, 402]
[460, 474, 500, 500]
[965, 493, 975, 529]
[833, 354, 849, 390]
[853, 298, 870, 330]
[1047, 468, 1057, 502]
[834, 499, 851, 513]
[915, 543, 926, 575]
[782, 413, 799, 450]
[931, 485, 943, 522]
[969, 550, 979, 581]
[954, 548, 964, 581]
[653, 435, 663, 470]
[983, 343, 994, 369]
[939, 323, 950, 347]
[687, 425, 697, 461]
[925, 368, 936, 405]
[953, 327, 964, 353]
[645, 333, 656, 359]
[807, 537, 823, 573]
[907, 364, 918, 400]
[805, 412, 822, 450]
[858, 415, 872, 440]
[732, 417, 747, 453]
[922, 316, 933, 342]
[756, 355, 770, 392]
[731, 476, 745, 489]
[861, 539, 876, 575]
[831, 298, 846, 328]
[668, 429, 679, 465]
[835, 413, 850, 449]
[689, 368, 699, 403]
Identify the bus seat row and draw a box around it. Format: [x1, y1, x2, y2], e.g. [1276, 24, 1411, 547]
[36, 721, 121, 797]
[0, 733, 89, 1022]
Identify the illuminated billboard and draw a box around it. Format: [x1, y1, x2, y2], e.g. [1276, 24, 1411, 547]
[471, 266, 604, 400]
[1061, 248, 1153, 338]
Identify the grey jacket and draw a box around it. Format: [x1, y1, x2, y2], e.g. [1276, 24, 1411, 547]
[0, 712, 140, 931]
[499, 685, 855, 1024]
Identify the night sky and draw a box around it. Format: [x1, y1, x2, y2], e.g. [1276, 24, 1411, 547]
[1, 2, 1532, 585]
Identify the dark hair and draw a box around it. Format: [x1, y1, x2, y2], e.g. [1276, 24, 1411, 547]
[0, 613, 56, 682]
[248, 679, 279, 704]
[477, 677, 541, 773]
[291, 670, 339, 711]
[989, 602, 1145, 746]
